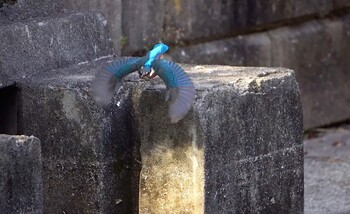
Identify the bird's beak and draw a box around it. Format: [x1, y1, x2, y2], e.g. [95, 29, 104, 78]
[149, 69, 156, 78]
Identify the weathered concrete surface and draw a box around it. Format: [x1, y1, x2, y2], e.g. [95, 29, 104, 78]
[169, 33, 271, 67]
[121, 0, 333, 54]
[304, 128, 350, 214]
[171, 15, 350, 129]
[132, 65, 303, 213]
[0, 0, 63, 21]
[269, 17, 350, 129]
[62, 0, 122, 55]
[333, 0, 350, 9]
[19, 58, 135, 213]
[18, 58, 303, 213]
[0, 134, 43, 213]
[0, 11, 113, 88]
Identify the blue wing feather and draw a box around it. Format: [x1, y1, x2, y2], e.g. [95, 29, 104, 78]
[152, 59, 193, 88]
[106, 57, 144, 78]
[92, 57, 146, 106]
[152, 59, 195, 123]
[92, 52, 195, 123]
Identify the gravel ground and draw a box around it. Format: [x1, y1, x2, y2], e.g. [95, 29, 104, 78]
[304, 127, 350, 214]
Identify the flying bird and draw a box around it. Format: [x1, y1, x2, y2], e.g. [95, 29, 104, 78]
[91, 43, 195, 123]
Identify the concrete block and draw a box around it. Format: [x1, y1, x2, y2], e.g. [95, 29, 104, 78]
[132, 65, 303, 213]
[1, 0, 63, 21]
[62, 0, 122, 55]
[19, 54, 303, 213]
[171, 14, 350, 129]
[19, 58, 134, 213]
[169, 32, 272, 67]
[269, 16, 350, 129]
[340, 15, 350, 75]
[0, 134, 43, 213]
[332, 0, 350, 9]
[0, 11, 113, 88]
[121, 0, 332, 54]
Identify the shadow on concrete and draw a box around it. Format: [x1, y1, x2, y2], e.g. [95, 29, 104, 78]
[0, 84, 21, 135]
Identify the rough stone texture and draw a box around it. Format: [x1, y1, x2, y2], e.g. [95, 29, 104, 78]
[0, 11, 114, 88]
[333, 0, 350, 9]
[18, 58, 303, 213]
[0, 0, 63, 21]
[304, 129, 350, 214]
[19, 58, 135, 213]
[132, 65, 303, 213]
[62, 0, 122, 55]
[171, 15, 350, 129]
[269, 16, 350, 129]
[0, 134, 43, 213]
[169, 33, 272, 67]
[57, 0, 350, 129]
[121, 0, 333, 54]
[61, 0, 350, 55]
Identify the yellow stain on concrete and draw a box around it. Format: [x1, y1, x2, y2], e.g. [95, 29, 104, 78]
[174, 0, 182, 15]
[139, 125, 204, 214]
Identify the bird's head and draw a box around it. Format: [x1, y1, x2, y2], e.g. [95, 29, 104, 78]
[139, 43, 169, 80]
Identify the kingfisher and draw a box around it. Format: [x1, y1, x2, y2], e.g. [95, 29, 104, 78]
[91, 43, 195, 123]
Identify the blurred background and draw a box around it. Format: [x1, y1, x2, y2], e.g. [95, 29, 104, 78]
[63, 0, 350, 130]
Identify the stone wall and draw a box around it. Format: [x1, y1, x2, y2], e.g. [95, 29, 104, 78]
[1, 0, 304, 212]
[132, 66, 303, 213]
[19, 60, 304, 214]
[0, 135, 43, 213]
[63, 0, 350, 129]
[61, 0, 122, 55]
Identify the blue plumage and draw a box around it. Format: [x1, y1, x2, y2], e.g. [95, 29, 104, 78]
[106, 57, 140, 79]
[91, 43, 195, 123]
[144, 43, 169, 70]
[153, 60, 193, 88]
[152, 59, 195, 123]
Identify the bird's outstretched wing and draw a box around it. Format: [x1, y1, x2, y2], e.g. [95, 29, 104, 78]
[91, 57, 147, 106]
[152, 59, 196, 123]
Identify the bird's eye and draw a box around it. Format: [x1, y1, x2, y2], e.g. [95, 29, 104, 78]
[138, 70, 142, 77]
